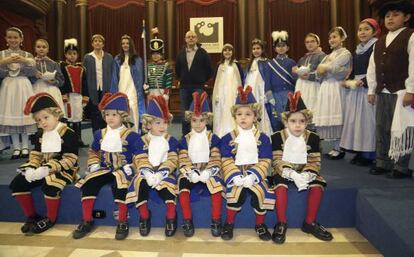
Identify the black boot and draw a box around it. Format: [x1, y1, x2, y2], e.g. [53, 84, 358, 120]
[165, 218, 177, 237]
[31, 217, 55, 234]
[369, 166, 390, 175]
[139, 215, 151, 237]
[115, 221, 129, 240]
[182, 219, 194, 237]
[350, 154, 361, 165]
[301, 221, 333, 241]
[73, 220, 94, 239]
[272, 222, 287, 244]
[255, 223, 271, 241]
[221, 223, 234, 240]
[20, 214, 41, 234]
[210, 219, 222, 237]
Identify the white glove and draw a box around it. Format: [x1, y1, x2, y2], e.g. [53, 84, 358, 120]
[282, 168, 308, 191]
[208, 166, 220, 176]
[32, 166, 50, 181]
[199, 169, 211, 183]
[89, 163, 101, 173]
[290, 171, 308, 191]
[163, 94, 169, 101]
[145, 172, 156, 187]
[301, 172, 317, 183]
[233, 175, 245, 187]
[152, 172, 164, 187]
[189, 170, 200, 183]
[123, 164, 133, 176]
[143, 83, 149, 90]
[24, 168, 36, 182]
[243, 174, 257, 188]
[269, 98, 276, 106]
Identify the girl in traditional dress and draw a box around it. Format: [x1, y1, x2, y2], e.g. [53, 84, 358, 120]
[244, 39, 273, 137]
[314, 27, 352, 160]
[0, 27, 37, 159]
[111, 35, 145, 133]
[212, 43, 243, 138]
[293, 33, 326, 115]
[32, 39, 65, 116]
[340, 19, 380, 165]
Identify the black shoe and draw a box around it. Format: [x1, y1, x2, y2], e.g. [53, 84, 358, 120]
[369, 166, 390, 175]
[21, 214, 41, 234]
[356, 158, 374, 167]
[210, 219, 222, 237]
[255, 223, 271, 241]
[350, 154, 361, 165]
[10, 149, 21, 160]
[221, 223, 234, 240]
[73, 220, 94, 239]
[301, 222, 333, 241]
[387, 170, 412, 179]
[20, 148, 29, 159]
[326, 150, 345, 160]
[182, 219, 194, 237]
[139, 216, 151, 237]
[272, 222, 287, 244]
[115, 221, 129, 240]
[31, 217, 55, 234]
[165, 218, 177, 237]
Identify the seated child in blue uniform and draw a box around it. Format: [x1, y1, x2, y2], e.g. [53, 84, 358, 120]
[220, 86, 275, 241]
[126, 95, 179, 237]
[73, 92, 142, 240]
[178, 91, 224, 237]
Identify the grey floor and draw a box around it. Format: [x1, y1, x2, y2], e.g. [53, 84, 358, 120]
[0, 121, 413, 189]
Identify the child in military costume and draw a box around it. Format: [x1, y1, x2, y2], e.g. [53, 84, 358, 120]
[270, 91, 333, 244]
[60, 38, 89, 147]
[178, 91, 224, 237]
[220, 86, 275, 241]
[10, 92, 79, 234]
[144, 28, 173, 101]
[126, 95, 179, 237]
[73, 92, 141, 240]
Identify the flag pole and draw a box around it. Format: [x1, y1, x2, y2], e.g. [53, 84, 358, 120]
[142, 19, 148, 84]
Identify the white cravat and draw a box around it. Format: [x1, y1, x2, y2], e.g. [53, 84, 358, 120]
[101, 125, 124, 153]
[235, 126, 258, 165]
[188, 128, 210, 164]
[41, 122, 63, 153]
[148, 132, 169, 167]
[282, 129, 307, 164]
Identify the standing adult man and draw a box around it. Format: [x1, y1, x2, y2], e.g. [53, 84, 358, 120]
[176, 30, 212, 135]
[83, 34, 113, 133]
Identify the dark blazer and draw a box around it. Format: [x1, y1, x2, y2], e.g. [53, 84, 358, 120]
[83, 51, 113, 104]
[175, 44, 212, 89]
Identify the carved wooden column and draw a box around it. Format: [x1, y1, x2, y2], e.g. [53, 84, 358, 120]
[330, 0, 338, 28]
[257, 0, 267, 42]
[354, 0, 361, 42]
[166, 0, 175, 61]
[56, 0, 66, 59]
[76, 0, 88, 58]
[146, 0, 157, 37]
[237, 0, 247, 61]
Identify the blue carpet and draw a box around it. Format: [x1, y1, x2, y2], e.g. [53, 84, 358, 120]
[356, 187, 414, 257]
